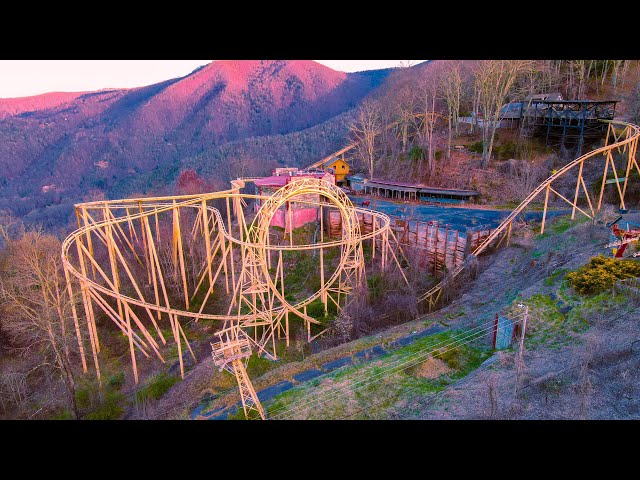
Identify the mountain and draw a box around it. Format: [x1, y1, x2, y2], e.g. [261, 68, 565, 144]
[0, 60, 390, 231]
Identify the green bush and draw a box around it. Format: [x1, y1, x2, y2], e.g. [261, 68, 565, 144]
[305, 299, 324, 318]
[409, 145, 424, 162]
[493, 140, 517, 160]
[85, 402, 124, 420]
[84, 391, 125, 420]
[50, 409, 74, 420]
[566, 255, 640, 295]
[135, 372, 179, 402]
[75, 387, 92, 410]
[367, 273, 383, 303]
[435, 150, 443, 161]
[107, 372, 125, 388]
[467, 141, 483, 153]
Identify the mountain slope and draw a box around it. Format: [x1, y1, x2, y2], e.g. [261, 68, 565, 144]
[0, 60, 390, 231]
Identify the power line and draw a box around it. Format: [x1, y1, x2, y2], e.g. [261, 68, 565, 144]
[269, 318, 500, 419]
[385, 301, 640, 420]
[267, 318, 499, 418]
[271, 293, 640, 420]
[336, 330, 500, 420]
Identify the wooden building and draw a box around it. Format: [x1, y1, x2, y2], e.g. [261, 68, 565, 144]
[361, 178, 479, 204]
[305, 147, 352, 186]
[325, 157, 350, 185]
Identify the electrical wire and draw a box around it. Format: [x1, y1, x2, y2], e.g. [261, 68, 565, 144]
[352, 301, 640, 420]
[267, 317, 500, 417]
[271, 325, 496, 419]
[268, 318, 501, 419]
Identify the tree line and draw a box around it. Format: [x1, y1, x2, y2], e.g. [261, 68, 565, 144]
[348, 60, 639, 182]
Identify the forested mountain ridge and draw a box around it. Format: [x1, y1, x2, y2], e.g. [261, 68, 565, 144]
[0, 60, 391, 231]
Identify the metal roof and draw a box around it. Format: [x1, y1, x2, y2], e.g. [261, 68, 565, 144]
[538, 99, 619, 104]
[364, 181, 420, 193]
[419, 187, 479, 196]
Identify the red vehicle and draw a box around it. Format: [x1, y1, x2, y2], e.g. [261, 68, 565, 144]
[608, 223, 640, 257]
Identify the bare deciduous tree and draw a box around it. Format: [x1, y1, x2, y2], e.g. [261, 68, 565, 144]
[0, 227, 82, 418]
[414, 77, 440, 178]
[350, 99, 382, 179]
[439, 62, 463, 160]
[473, 60, 532, 168]
[394, 86, 416, 154]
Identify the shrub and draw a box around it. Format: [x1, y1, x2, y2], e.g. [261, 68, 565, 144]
[50, 409, 74, 420]
[493, 140, 517, 160]
[75, 387, 92, 410]
[409, 145, 424, 162]
[85, 401, 124, 420]
[84, 391, 124, 420]
[566, 255, 640, 295]
[135, 372, 179, 402]
[467, 141, 484, 153]
[107, 372, 125, 388]
[367, 273, 383, 303]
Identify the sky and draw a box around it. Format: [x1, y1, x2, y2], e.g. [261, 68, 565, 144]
[0, 60, 424, 98]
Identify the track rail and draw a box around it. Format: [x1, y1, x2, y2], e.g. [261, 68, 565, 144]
[418, 120, 640, 308]
[61, 115, 638, 417]
[62, 177, 405, 386]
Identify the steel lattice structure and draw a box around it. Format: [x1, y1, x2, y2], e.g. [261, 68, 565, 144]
[419, 120, 640, 310]
[62, 178, 404, 418]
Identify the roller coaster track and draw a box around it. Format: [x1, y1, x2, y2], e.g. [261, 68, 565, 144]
[62, 177, 406, 418]
[62, 115, 638, 419]
[417, 120, 640, 308]
[309, 116, 639, 307]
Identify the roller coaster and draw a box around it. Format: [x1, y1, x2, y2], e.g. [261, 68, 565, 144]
[419, 121, 639, 309]
[62, 119, 639, 419]
[62, 177, 406, 419]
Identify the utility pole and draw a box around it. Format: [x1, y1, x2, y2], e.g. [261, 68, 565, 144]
[514, 303, 529, 397]
[492, 313, 499, 349]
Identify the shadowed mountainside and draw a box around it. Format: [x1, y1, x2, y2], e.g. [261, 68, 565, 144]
[0, 60, 391, 232]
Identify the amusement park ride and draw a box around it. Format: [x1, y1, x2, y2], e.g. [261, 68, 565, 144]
[607, 222, 640, 258]
[62, 119, 640, 419]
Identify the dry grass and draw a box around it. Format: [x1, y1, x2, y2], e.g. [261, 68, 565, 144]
[414, 358, 452, 379]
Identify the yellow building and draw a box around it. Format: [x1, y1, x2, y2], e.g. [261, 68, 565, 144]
[325, 158, 350, 185]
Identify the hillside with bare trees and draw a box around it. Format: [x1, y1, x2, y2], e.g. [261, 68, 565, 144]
[347, 60, 640, 203]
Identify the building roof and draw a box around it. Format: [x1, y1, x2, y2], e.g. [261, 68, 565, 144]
[367, 179, 427, 189]
[419, 187, 479, 196]
[328, 157, 349, 165]
[254, 172, 327, 188]
[355, 177, 479, 197]
[254, 175, 288, 187]
[538, 99, 619, 105]
[346, 173, 367, 181]
[364, 180, 420, 193]
[525, 92, 563, 102]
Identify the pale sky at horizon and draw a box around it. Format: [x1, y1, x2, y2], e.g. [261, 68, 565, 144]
[0, 60, 425, 98]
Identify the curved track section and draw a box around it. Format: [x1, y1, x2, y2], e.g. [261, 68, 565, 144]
[62, 178, 403, 384]
[418, 120, 640, 308]
[62, 118, 638, 418]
